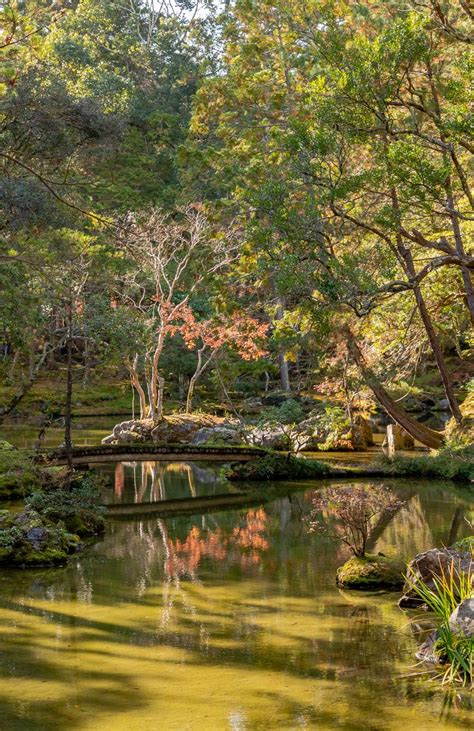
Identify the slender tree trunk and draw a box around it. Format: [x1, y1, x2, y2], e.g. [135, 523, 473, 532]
[446, 185, 474, 323]
[64, 298, 74, 482]
[400, 245, 462, 423]
[343, 326, 444, 449]
[129, 355, 147, 419]
[186, 375, 198, 413]
[186, 349, 215, 413]
[386, 170, 462, 423]
[278, 350, 291, 393]
[156, 376, 165, 421]
[186, 349, 203, 413]
[271, 280, 291, 392]
[150, 329, 165, 419]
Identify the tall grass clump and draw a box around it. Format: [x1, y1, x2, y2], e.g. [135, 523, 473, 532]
[405, 562, 473, 687]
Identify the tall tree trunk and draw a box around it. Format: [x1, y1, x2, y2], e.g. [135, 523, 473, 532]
[278, 350, 291, 393]
[186, 375, 198, 413]
[64, 298, 74, 481]
[272, 284, 291, 392]
[386, 170, 462, 423]
[129, 355, 147, 419]
[343, 326, 444, 449]
[156, 376, 165, 421]
[446, 185, 474, 323]
[150, 330, 165, 419]
[400, 245, 462, 423]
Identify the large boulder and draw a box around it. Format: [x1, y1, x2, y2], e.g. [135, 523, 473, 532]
[102, 414, 236, 446]
[399, 547, 473, 608]
[336, 554, 405, 589]
[0, 509, 81, 567]
[102, 418, 154, 445]
[191, 426, 242, 446]
[151, 414, 237, 444]
[246, 425, 289, 450]
[290, 412, 353, 452]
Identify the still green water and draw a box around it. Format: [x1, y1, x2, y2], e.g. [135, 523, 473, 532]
[0, 461, 473, 729]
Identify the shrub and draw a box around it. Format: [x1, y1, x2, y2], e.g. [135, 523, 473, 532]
[227, 455, 329, 481]
[379, 444, 474, 481]
[309, 484, 404, 557]
[257, 400, 306, 453]
[26, 472, 107, 536]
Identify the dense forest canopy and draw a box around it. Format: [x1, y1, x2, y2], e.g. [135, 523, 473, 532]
[1, 0, 473, 446]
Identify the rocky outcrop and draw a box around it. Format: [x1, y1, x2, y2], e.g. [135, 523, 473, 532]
[336, 554, 405, 589]
[102, 418, 155, 445]
[102, 410, 374, 452]
[0, 509, 82, 567]
[246, 425, 289, 450]
[399, 547, 472, 608]
[102, 414, 238, 446]
[191, 426, 242, 446]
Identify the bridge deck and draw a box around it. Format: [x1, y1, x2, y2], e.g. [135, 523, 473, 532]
[39, 444, 267, 466]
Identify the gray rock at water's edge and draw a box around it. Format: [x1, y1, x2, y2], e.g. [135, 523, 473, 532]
[415, 599, 474, 665]
[449, 598, 474, 638]
[191, 426, 241, 446]
[399, 547, 473, 608]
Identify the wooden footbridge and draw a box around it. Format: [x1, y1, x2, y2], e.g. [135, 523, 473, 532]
[38, 443, 268, 467]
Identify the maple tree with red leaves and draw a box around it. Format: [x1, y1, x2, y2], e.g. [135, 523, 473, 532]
[174, 305, 268, 412]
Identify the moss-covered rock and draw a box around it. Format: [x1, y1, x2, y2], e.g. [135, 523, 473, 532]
[336, 554, 405, 589]
[0, 444, 53, 500]
[25, 474, 107, 538]
[46, 507, 105, 537]
[0, 508, 82, 567]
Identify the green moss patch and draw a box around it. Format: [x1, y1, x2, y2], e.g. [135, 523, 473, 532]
[0, 508, 82, 567]
[336, 554, 405, 590]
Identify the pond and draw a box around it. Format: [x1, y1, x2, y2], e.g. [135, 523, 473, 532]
[0, 461, 473, 730]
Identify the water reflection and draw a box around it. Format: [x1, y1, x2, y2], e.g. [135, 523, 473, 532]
[0, 470, 473, 730]
[100, 460, 228, 504]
